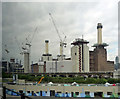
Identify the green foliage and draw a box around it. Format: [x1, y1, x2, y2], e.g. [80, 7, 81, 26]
[85, 78, 97, 84]
[19, 74, 30, 80]
[2, 72, 12, 78]
[117, 79, 120, 83]
[107, 78, 118, 84]
[2, 73, 120, 84]
[96, 78, 107, 84]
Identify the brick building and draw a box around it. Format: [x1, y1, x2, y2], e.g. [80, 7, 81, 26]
[89, 46, 114, 71]
[31, 62, 46, 73]
[89, 23, 114, 71]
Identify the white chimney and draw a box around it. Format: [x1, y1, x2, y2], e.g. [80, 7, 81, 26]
[45, 40, 49, 54]
[97, 23, 103, 44]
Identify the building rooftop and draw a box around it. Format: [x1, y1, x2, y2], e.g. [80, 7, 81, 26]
[42, 54, 52, 56]
[92, 43, 108, 47]
[71, 38, 89, 45]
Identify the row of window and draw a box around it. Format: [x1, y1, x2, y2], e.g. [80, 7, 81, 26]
[19, 90, 119, 96]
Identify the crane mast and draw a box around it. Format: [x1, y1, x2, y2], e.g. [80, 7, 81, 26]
[49, 13, 67, 60]
[17, 27, 38, 73]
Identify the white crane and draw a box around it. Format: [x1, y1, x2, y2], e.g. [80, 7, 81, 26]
[15, 27, 38, 73]
[49, 13, 67, 60]
[20, 27, 38, 53]
[4, 44, 9, 54]
[14, 37, 23, 55]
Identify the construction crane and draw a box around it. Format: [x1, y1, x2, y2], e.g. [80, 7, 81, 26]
[4, 45, 9, 54]
[25, 27, 38, 48]
[20, 27, 38, 53]
[14, 36, 23, 55]
[49, 13, 67, 60]
[16, 27, 38, 73]
[38, 77, 44, 84]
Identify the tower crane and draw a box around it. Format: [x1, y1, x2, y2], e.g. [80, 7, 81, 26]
[25, 27, 38, 48]
[24, 27, 38, 73]
[4, 44, 9, 54]
[15, 27, 38, 73]
[49, 13, 67, 60]
[21, 27, 38, 53]
[14, 36, 23, 55]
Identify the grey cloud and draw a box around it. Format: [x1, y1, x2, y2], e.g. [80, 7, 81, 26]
[2, 1, 118, 63]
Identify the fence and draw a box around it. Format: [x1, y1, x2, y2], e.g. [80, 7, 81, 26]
[3, 86, 32, 99]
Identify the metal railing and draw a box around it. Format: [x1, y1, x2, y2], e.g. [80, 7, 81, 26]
[3, 86, 32, 99]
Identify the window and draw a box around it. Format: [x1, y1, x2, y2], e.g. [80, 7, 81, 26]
[107, 92, 112, 95]
[32, 91, 34, 95]
[57, 91, 61, 93]
[48, 57, 49, 61]
[19, 90, 23, 93]
[75, 53, 77, 55]
[118, 93, 120, 95]
[85, 91, 90, 95]
[71, 92, 74, 97]
[75, 92, 79, 95]
[40, 91, 42, 96]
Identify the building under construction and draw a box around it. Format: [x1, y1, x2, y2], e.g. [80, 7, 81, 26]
[31, 23, 114, 73]
[89, 23, 114, 71]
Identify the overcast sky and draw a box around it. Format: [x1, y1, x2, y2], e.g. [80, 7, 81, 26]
[2, 0, 119, 64]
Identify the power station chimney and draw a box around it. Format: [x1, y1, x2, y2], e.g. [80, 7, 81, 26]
[45, 40, 49, 54]
[97, 23, 103, 44]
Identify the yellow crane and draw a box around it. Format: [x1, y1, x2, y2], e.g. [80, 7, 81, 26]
[38, 77, 44, 84]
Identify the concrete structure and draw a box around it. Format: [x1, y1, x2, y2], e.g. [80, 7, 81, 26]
[28, 23, 114, 73]
[38, 62, 45, 73]
[41, 40, 53, 62]
[114, 56, 120, 70]
[45, 40, 49, 54]
[43, 38, 89, 73]
[2, 60, 10, 72]
[113, 69, 120, 78]
[71, 38, 89, 72]
[24, 52, 30, 73]
[57, 42, 66, 61]
[31, 62, 46, 73]
[8, 71, 114, 78]
[2, 59, 24, 73]
[3, 83, 120, 98]
[90, 23, 114, 72]
[46, 60, 73, 73]
[57, 55, 66, 61]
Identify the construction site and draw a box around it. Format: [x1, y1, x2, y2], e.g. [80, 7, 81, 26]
[2, 21, 120, 98]
[2, 12, 119, 98]
[2, 13, 114, 74]
[1, 0, 119, 98]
